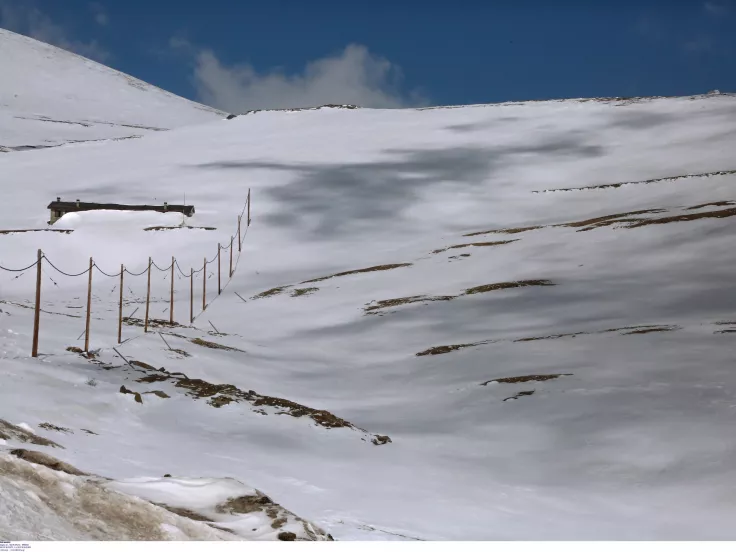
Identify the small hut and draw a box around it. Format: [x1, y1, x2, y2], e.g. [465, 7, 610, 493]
[47, 198, 195, 225]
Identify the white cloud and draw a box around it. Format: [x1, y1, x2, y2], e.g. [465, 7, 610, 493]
[175, 41, 428, 112]
[90, 2, 109, 26]
[0, 0, 109, 61]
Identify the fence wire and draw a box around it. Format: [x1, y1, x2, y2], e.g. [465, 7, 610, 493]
[3, 196, 251, 357]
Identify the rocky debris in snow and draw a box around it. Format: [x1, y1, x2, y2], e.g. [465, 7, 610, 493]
[39, 423, 73, 434]
[503, 390, 536, 402]
[124, 361, 390, 443]
[0, 419, 63, 448]
[481, 374, 573, 386]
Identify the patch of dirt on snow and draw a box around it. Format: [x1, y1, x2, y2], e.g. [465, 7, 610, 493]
[251, 285, 292, 300]
[0, 420, 63, 449]
[39, 423, 73, 434]
[364, 295, 456, 314]
[10, 449, 89, 476]
[189, 337, 244, 352]
[290, 287, 319, 297]
[463, 226, 543, 237]
[431, 240, 518, 254]
[123, 317, 191, 329]
[531, 169, 736, 193]
[125, 361, 390, 444]
[626, 207, 736, 228]
[301, 263, 412, 284]
[503, 390, 536, 402]
[686, 200, 736, 210]
[481, 374, 573, 385]
[463, 280, 555, 295]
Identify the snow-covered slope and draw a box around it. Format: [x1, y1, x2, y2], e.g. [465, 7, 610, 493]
[2, 92, 736, 540]
[0, 28, 226, 150]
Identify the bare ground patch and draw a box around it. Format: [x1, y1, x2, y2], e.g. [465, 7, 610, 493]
[125, 361, 390, 445]
[417, 324, 682, 356]
[144, 226, 216, 232]
[291, 287, 319, 297]
[503, 390, 536, 402]
[122, 317, 191, 330]
[301, 263, 412, 284]
[39, 423, 73, 434]
[463, 226, 543, 238]
[686, 201, 736, 210]
[0, 419, 63, 449]
[10, 449, 88, 476]
[189, 337, 244, 353]
[431, 240, 517, 254]
[251, 285, 292, 300]
[364, 295, 456, 314]
[481, 374, 572, 386]
[532, 169, 736, 193]
[464, 280, 555, 295]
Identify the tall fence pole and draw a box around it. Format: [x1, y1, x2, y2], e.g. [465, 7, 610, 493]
[190, 268, 194, 324]
[247, 188, 251, 227]
[218, 244, 222, 295]
[237, 215, 242, 252]
[202, 257, 207, 311]
[169, 256, 175, 325]
[144, 257, 152, 333]
[31, 249, 42, 358]
[118, 264, 124, 344]
[229, 236, 234, 278]
[84, 257, 93, 353]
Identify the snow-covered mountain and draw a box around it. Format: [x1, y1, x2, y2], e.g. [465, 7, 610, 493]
[0, 28, 226, 151]
[2, 30, 736, 541]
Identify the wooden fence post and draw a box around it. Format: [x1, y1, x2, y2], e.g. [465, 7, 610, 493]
[118, 264, 124, 344]
[170, 256, 175, 325]
[84, 257, 93, 353]
[31, 249, 42, 358]
[229, 236, 233, 278]
[190, 268, 194, 323]
[237, 215, 242, 252]
[202, 257, 207, 311]
[144, 257, 152, 333]
[218, 244, 222, 295]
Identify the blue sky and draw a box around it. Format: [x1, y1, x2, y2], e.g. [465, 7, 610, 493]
[1, 0, 734, 111]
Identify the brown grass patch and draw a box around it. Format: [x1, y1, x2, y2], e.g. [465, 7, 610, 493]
[127, 360, 389, 444]
[291, 287, 319, 297]
[122, 317, 189, 329]
[431, 240, 517, 254]
[120, 385, 143, 404]
[0, 229, 73, 235]
[557, 209, 667, 231]
[482, 374, 572, 385]
[251, 286, 292, 300]
[301, 263, 412, 284]
[416, 341, 489, 356]
[365, 295, 456, 314]
[619, 325, 680, 335]
[10, 449, 88, 476]
[463, 280, 555, 295]
[153, 504, 214, 522]
[626, 207, 736, 228]
[0, 419, 63, 448]
[686, 201, 735, 210]
[189, 337, 244, 352]
[463, 226, 543, 237]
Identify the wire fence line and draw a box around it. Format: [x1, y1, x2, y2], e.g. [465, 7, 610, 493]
[0, 190, 252, 357]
